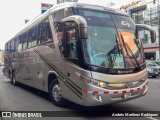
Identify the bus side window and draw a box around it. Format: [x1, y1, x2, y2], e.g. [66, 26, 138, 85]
[6, 43, 9, 53]
[38, 18, 52, 44]
[28, 29, 32, 48]
[64, 7, 74, 18]
[18, 36, 23, 52]
[22, 32, 28, 49]
[5, 44, 7, 53]
[32, 26, 38, 46]
[15, 38, 19, 51]
[53, 9, 65, 33]
[28, 26, 38, 48]
[53, 9, 64, 23]
[8, 42, 11, 53]
[11, 40, 14, 52]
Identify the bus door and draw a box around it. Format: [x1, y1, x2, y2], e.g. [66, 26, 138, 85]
[63, 25, 83, 102]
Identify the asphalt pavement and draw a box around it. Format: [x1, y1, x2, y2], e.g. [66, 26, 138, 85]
[0, 66, 160, 120]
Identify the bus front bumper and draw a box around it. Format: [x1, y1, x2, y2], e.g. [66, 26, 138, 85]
[82, 79, 148, 106]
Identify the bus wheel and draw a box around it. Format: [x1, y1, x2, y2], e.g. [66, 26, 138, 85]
[49, 80, 65, 106]
[12, 72, 17, 86]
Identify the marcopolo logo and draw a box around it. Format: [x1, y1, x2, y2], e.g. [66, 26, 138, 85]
[121, 21, 131, 28]
[2, 112, 12, 117]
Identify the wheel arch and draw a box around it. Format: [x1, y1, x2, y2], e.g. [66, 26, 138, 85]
[48, 71, 60, 92]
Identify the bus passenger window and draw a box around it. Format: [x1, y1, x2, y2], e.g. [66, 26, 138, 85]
[22, 32, 28, 49]
[32, 26, 38, 46]
[28, 26, 38, 48]
[28, 30, 32, 48]
[64, 8, 74, 18]
[15, 38, 19, 51]
[11, 40, 14, 52]
[53, 9, 64, 23]
[6, 43, 10, 53]
[18, 36, 23, 51]
[38, 18, 52, 44]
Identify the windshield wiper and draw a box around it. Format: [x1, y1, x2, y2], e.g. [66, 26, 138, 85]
[107, 46, 117, 73]
[120, 34, 141, 70]
[107, 35, 122, 73]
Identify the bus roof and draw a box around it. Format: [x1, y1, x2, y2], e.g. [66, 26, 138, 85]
[7, 2, 128, 43]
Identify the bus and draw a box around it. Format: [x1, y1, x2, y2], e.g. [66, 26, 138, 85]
[4, 3, 156, 106]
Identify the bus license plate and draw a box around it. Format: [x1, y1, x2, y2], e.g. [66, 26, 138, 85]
[123, 93, 131, 99]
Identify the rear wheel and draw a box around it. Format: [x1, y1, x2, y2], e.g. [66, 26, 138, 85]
[49, 79, 65, 106]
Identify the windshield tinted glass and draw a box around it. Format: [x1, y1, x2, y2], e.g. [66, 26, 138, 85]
[76, 8, 145, 70]
[113, 15, 145, 67]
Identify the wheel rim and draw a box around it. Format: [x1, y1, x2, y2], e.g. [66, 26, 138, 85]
[52, 84, 62, 102]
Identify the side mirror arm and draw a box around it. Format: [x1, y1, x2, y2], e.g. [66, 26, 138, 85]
[136, 24, 156, 43]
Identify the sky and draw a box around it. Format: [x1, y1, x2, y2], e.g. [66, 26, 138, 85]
[0, 0, 135, 50]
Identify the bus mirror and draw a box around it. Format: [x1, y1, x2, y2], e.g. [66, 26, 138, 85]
[62, 15, 88, 39]
[80, 27, 88, 39]
[136, 24, 156, 43]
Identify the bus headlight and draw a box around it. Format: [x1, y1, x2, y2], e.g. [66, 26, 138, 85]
[81, 76, 108, 87]
[91, 79, 108, 88]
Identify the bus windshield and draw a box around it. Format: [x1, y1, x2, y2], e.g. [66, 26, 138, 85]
[76, 8, 145, 71]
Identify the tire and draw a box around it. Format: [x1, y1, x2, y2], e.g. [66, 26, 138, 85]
[12, 72, 18, 86]
[49, 79, 65, 106]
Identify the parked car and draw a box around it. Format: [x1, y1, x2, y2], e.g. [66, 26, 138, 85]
[146, 60, 159, 78]
[154, 61, 160, 76]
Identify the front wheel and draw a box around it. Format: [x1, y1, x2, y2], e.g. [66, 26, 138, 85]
[49, 79, 65, 106]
